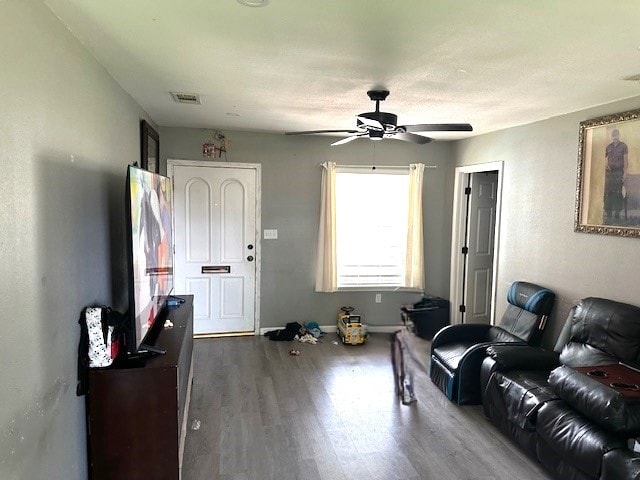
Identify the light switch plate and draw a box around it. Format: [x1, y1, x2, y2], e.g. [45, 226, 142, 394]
[264, 229, 278, 239]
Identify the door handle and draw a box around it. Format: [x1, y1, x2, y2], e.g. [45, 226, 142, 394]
[247, 256, 254, 262]
[247, 244, 254, 250]
[201, 265, 231, 274]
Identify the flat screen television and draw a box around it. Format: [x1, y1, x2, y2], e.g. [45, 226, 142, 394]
[125, 165, 174, 355]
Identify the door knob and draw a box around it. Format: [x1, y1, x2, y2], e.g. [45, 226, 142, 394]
[247, 255, 254, 262]
[247, 244, 254, 250]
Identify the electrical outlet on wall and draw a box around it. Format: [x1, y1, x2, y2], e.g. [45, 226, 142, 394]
[375, 294, 382, 303]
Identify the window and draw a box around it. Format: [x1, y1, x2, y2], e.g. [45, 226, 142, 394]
[335, 168, 409, 288]
[315, 162, 425, 292]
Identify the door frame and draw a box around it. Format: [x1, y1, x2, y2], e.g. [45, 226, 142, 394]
[449, 161, 503, 326]
[167, 159, 262, 335]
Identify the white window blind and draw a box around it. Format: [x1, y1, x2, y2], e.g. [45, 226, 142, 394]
[335, 168, 409, 288]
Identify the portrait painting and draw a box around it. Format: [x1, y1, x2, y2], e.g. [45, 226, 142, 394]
[575, 109, 640, 237]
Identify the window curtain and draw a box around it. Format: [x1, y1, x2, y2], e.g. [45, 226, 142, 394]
[405, 163, 425, 290]
[315, 161, 338, 292]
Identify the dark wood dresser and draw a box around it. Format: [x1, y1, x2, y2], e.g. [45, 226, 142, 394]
[87, 295, 194, 480]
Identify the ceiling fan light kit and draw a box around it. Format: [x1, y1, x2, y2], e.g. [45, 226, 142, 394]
[237, 0, 269, 7]
[285, 90, 472, 146]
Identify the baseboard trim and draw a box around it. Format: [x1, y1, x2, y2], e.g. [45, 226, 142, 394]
[194, 332, 255, 339]
[259, 324, 402, 336]
[367, 325, 405, 333]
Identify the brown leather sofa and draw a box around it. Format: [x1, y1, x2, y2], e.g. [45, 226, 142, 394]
[481, 297, 640, 480]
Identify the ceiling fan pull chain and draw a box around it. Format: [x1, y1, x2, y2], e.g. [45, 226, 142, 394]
[372, 142, 376, 170]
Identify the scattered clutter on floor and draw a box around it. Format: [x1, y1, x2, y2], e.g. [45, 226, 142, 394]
[265, 322, 302, 341]
[191, 420, 201, 431]
[289, 349, 300, 356]
[297, 333, 318, 344]
[265, 321, 326, 344]
[305, 321, 323, 339]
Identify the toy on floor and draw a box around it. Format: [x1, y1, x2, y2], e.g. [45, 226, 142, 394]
[337, 306, 367, 345]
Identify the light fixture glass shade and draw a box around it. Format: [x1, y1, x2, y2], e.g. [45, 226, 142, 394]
[237, 0, 268, 7]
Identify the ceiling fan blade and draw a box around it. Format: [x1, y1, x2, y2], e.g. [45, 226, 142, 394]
[398, 123, 473, 133]
[392, 132, 432, 145]
[285, 129, 360, 135]
[331, 134, 365, 146]
[356, 116, 384, 131]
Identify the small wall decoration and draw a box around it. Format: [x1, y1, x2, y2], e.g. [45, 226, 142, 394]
[141, 120, 160, 173]
[202, 131, 227, 158]
[575, 108, 640, 237]
[202, 142, 218, 157]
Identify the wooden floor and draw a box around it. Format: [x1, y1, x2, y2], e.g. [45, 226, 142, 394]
[182, 332, 553, 480]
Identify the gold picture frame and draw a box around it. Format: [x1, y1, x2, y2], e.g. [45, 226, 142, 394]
[575, 108, 640, 237]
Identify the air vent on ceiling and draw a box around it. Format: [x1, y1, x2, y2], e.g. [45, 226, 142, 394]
[170, 92, 201, 105]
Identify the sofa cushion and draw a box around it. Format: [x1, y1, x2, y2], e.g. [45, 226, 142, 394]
[507, 281, 555, 314]
[549, 365, 640, 435]
[536, 440, 601, 480]
[500, 281, 555, 344]
[560, 342, 618, 367]
[432, 341, 475, 370]
[483, 375, 538, 456]
[497, 305, 544, 343]
[486, 324, 524, 343]
[601, 449, 640, 480]
[563, 297, 640, 364]
[536, 401, 626, 479]
[491, 370, 557, 430]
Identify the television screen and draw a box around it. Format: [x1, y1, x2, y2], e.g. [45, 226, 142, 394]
[126, 165, 173, 352]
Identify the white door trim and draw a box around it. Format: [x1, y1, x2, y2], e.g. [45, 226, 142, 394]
[449, 161, 503, 326]
[167, 159, 262, 335]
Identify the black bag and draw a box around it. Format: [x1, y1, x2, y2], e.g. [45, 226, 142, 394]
[76, 306, 127, 396]
[265, 322, 303, 341]
[401, 296, 450, 339]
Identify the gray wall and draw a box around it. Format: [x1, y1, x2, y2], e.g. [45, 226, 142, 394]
[0, 2, 153, 478]
[160, 128, 454, 329]
[455, 96, 640, 349]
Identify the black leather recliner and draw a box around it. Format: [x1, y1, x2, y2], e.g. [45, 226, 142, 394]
[481, 297, 640, 480]
[430, 281, 555, 404]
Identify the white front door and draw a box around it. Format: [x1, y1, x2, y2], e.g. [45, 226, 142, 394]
[463, 171, 498, 324]
[170, 161, 260, 335]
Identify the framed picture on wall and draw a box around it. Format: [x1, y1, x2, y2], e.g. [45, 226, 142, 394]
[140, 120, 160, 174]
[575, 108, 640, 237]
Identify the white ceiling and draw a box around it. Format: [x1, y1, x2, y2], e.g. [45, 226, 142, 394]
[46, 0, 640, 141]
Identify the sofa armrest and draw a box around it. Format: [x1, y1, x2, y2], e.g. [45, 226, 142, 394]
[485, 344, 560, 372]
[480, 356, 499, 401]
[549, 365, 640, 436]
[431, 324, 491, 350]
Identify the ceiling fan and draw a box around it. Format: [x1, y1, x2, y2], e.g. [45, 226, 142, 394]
[285, 90, 473, 146]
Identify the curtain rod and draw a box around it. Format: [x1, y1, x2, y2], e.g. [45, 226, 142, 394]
[317, 163, 437, 169]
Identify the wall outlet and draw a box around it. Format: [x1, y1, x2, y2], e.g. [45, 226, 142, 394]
[263, 229, 278, 240]
[375, 294, 382, 303]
